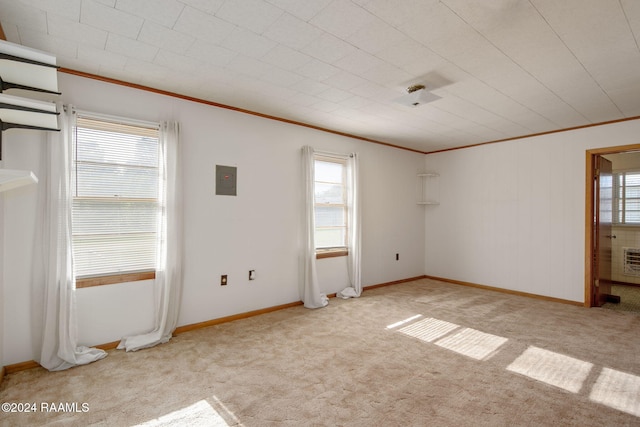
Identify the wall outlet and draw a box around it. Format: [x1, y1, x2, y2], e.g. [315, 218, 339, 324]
[249, 270, 256, 280]
[221, 274, 227, 286]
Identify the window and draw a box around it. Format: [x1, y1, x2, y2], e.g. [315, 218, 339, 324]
[314, 155, 347, 256]
[71, 114, 160, 286]
[614, 171, 640, 224]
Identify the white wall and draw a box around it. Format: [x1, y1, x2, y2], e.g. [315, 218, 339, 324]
[2, 132, 42, 366]
[2, 73, 425, 365]
[424, 118, 640, 302]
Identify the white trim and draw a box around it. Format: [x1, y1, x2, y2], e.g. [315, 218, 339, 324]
[314, 149, 351, 160]
[74, 108, 160, 130]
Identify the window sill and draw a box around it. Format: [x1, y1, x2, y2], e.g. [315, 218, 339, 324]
[316, 249, 348, 259]
[76, 271, 156, 288]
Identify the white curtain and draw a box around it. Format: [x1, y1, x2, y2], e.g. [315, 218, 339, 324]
[34, 104, 107, 371]
[301, 146, 329, 308]
[337, 153, 362, 299]
[118, 121, 183, 351]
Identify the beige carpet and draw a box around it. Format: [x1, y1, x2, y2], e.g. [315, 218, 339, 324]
[1, 278, 640, 426]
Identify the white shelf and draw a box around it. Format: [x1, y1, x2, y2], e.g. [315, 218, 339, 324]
[0, 169, 38, 193]
[417, 172, 439, 205]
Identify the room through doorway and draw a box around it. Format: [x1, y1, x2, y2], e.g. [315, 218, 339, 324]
[586, 145, 640, 314]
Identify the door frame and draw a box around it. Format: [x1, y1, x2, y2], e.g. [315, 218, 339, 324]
[585, 143, 640, 307]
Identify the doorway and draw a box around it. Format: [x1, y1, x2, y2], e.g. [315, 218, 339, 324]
[586, 144, 640, 313]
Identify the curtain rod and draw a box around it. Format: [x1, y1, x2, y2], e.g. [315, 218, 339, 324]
[313, 148, 355, 159]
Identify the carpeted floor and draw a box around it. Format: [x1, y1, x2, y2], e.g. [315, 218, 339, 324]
[1, 278, 639, 426]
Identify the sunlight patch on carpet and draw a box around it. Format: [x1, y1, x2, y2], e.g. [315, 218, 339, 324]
[397, 317, 459, 342]
[507, 346, 593, 393]
[434, 328, 508, 361]
[386, 314, 423, 329]
[590, 367, 640, 417]
[135, 399, 233, 426]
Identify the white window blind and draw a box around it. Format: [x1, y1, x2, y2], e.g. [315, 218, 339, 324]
[314, 155, 347, 249]
[72, 114, 160, 278]
[614, 171, 640, 224]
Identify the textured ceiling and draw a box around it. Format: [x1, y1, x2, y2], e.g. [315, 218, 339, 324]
[2, 0, 639, 153]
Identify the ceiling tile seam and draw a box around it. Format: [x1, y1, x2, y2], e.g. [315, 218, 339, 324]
[438, 1, 587, 128]
[424, 93, 514, 138]
[175, 1, 223, 16]
[620, 1, 640, 57]
[77, 0, 94, 53]
[264, 0, 332, 23]
[171, 2, 187, 31]
[528, 0, 624, 119]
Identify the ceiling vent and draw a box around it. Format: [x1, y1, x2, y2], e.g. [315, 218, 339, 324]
[394, 84, 441, 107]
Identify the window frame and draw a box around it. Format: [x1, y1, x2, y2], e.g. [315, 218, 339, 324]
[313, 153, 349, 259]
[613, 169, 640, 227]
[72, 112, 161, 288]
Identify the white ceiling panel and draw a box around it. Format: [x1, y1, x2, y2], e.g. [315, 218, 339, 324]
[80, 0, 143, 39]
[138, 21, 195, 54]
[20, 0, 81, 22]
[124, 57, 173, 83]
[374, 39, 447, 78]
[608, 84, 640, 117]
[185, 40, 236, 67]
[261, 45, 313, 70]
[296, 59, 340, 81]
[219, 27, 277, 58]
[309, 0, 376, 39]
[1, 0, 639, 152]
[105, 33, 158, 63]
[258, 64, 304, 88]
[153, 50, 205, 77]
[46, 14, 107, 50]
[533, 0, 640, 92]
[114, 0, 185, 28]
[173, 6, 235, 43]
[265, 0, 332, 22]
[298, 32, 356, 64]
[94, 0, 116, 7]
[215, 0, 283, 34]
[290, 79, 331, 96]
[177, 0, 224, 15]
[361, 62, 413, 87]
[17, 28, 78, 60]
[321, 71, 369, 91]
[262, 13, 322, 50]
[77, 44, 127, 72]
[0, 0, 47, 33]
[346, 18, 407, 55]
[316, 87, 352, 103]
